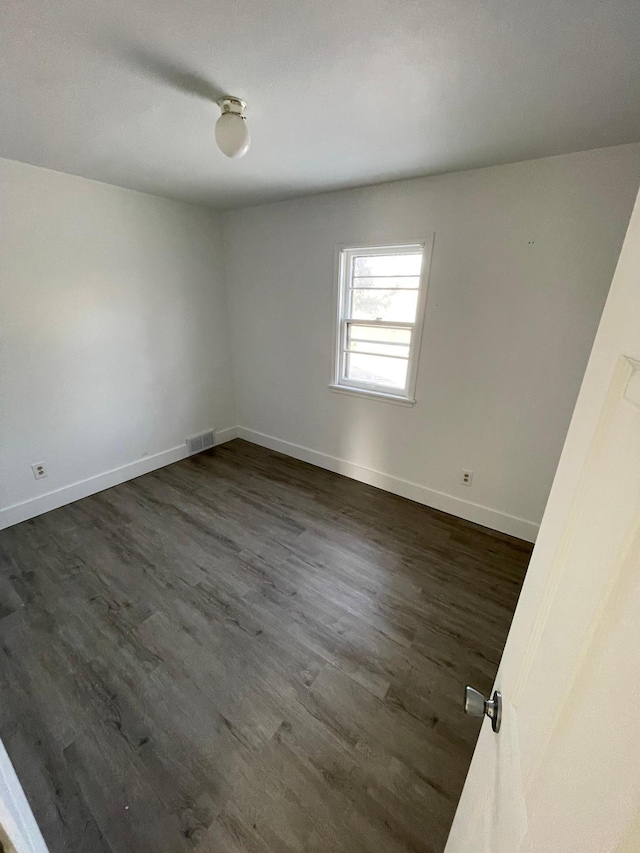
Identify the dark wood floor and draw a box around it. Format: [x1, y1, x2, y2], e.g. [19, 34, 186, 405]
[0, 440, 530, 853]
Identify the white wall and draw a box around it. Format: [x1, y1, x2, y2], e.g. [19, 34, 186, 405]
[0, 158, 236, 528]
[3, 146, 639, 538]
[222, 144, 640, 541]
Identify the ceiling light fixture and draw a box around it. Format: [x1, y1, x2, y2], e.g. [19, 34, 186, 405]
[215, 96, 250, 158]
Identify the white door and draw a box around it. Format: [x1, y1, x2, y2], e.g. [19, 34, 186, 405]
[0, 739, 48, 853]
[446, 187, 640, 853]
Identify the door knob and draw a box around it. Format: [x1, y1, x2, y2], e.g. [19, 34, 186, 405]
[464, 686, 502, 733]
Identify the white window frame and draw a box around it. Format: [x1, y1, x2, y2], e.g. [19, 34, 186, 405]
[330, 237, 433, 406]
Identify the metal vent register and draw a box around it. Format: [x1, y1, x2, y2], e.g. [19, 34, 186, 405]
[186, 430, 215, 454]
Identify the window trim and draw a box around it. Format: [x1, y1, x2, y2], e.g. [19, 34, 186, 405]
[330, 237, 434, 404]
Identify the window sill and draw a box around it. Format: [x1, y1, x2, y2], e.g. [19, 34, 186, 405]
[328, 384, 416, 407]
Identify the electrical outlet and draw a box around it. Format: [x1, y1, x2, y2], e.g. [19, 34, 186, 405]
[31, 462, 47, 480]
[461, 469, 473, 486]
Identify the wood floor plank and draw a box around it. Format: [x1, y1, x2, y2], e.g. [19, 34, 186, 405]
[0, 439, 530, 852]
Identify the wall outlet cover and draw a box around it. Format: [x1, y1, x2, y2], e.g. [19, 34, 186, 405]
[31, 462, 47, 480]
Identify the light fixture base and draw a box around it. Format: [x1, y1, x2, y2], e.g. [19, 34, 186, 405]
[217, 96, 247, 115]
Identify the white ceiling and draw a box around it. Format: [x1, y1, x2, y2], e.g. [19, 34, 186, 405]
[2, 0, 640, 209]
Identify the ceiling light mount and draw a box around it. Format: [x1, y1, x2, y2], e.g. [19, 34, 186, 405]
[217, 96, 247, 114]
[215, 96, 250, 158]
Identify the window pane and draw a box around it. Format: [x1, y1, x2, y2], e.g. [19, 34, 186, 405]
[349, 325, 412, 345]
[347, 341, 410, 358]
[353, 253, 422, 277]
[346, 353, 408, 389]
[347, 325, 410, 357]
[351, 276, 420, 289]
[349, 289, 419, 322]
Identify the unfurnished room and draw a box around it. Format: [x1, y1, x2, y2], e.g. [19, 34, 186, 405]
[1, 1, 640, 851]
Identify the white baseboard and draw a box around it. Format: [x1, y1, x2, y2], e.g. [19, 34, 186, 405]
[215, 426, 239, 445]
[237, 427, 538, 542]
[0, 427, 238, 531]
[1, 424, 538, 542]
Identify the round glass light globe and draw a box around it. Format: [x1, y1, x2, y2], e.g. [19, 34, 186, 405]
[215, 112, 250, 158]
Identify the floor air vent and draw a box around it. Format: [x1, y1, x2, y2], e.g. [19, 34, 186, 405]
[186, 430, 215, 455]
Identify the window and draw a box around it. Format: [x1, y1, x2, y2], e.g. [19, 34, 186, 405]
[331, 241, 432, 404]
